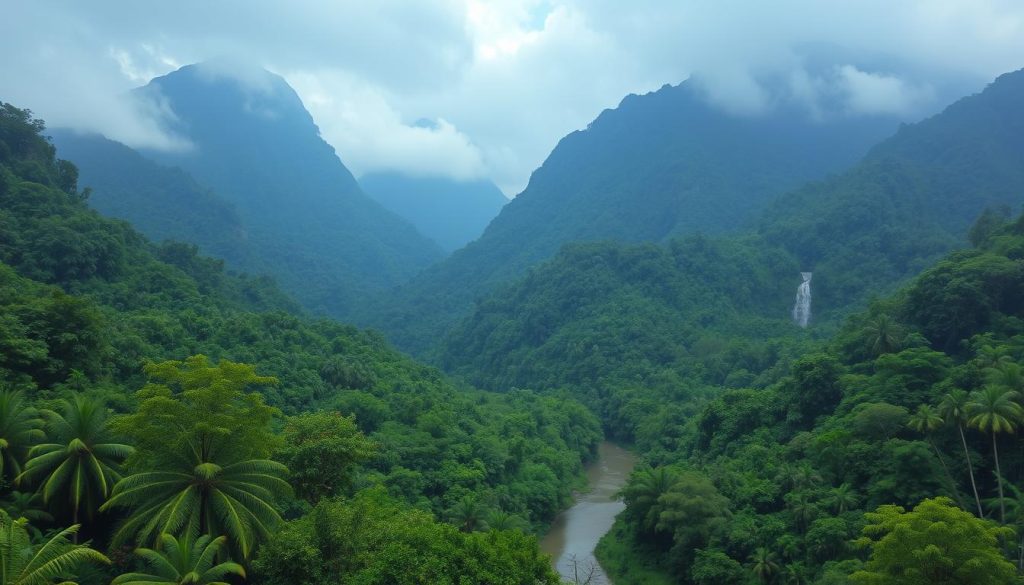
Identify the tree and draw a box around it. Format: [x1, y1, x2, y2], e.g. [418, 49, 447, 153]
[17, 395, 131, 526]
[749, 547, 780, 584]
[103, 357, 290, 559]
[101, 438, 291, 560]
[0, 510, 109, 585]
[851, 497, 1016, 584]
[277, 411, 375, 504]
[907, 404, 963, 508]
[0, 390, 44, 485]
[864, 314, 905, 356]
[111, 533, 246, 585]
[937, 390, 984, 517]
[620, 466, 679, 536]
[967, 385, 1021, 523]
[447, 495, 489, 533]
[655, 471, 731, 571]
[824, 483, 859, 515]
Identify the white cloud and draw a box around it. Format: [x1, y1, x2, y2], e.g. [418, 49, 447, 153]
[286, 70, 486, 180]
[836, 65, 935, 116]
[1, 0, 1022, 195]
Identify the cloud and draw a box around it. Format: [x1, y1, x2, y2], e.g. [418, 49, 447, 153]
[836, 66, 935, 116]
[286, 70, 486, 180]
[1, 1, 1022, 194]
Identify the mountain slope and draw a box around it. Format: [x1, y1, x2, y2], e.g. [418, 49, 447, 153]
[437, 68, 1024, 428]
[135, 62, 443, 317]
[360, 171, 507, 252]
[360, 78, 903, 354]
[47, 129, 255, 268]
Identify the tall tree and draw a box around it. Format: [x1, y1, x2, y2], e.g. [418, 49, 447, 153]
[111, 533, 246, 585]
[907, 404, 964, 509]
[17, 396, 131, 526]
[104, 356, 290, 559]
[620, 466, 680, 536]
[938, 390, 984, 517]
[967, 386, 1021, 524]
[749, 547, 780, 584]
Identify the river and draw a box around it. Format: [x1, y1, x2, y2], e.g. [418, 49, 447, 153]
[540, 442, 637, 584]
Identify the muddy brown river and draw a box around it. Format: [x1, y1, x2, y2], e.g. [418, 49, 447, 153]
[540, 442, 637, 584]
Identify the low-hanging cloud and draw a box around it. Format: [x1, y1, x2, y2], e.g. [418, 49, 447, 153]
[1, 0, 1022, 195]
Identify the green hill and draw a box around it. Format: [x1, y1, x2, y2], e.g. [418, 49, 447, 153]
[359, 78, 904, 354]
[133, 62, 444, 318]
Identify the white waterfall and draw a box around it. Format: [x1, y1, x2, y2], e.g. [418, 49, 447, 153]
[792, 272, 812, 328]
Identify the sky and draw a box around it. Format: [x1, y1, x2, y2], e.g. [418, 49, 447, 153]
[2, 1, 1023, 195]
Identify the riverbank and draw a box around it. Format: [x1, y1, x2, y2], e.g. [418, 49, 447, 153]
[540, 441, 636, 583]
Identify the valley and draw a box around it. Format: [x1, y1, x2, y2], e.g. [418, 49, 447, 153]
[2, 6, 1024, 583]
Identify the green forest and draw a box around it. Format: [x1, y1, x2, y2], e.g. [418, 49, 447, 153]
[0, 103, 600, 584]
[3, 44, 1024, 585]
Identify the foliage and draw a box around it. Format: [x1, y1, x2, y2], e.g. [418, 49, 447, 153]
[111, 533, 245, 585]
[16, 396, 131, 525]
[277, 411, 376, 504]
[0, 509, 109, 585]
[252, 489, 561, 585]
[850, 497, 1018, 585]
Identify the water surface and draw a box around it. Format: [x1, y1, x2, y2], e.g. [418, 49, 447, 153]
[540, 442, 636, 584]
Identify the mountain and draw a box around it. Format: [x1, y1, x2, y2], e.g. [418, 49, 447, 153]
[359, 171, 507, 252]
[133, 61, 443, 317]
[47, 129, 255, 268]
[0, 101, 598, 572]
[758, 68, 1024, 317]
[437, 68, 1024, 425]
[358, 78, 907, 354]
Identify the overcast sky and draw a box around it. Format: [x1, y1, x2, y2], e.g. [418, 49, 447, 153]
[3, 1, 1023, 195]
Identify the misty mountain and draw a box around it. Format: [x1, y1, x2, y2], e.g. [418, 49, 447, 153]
[359, 171, 507, 252]
[48, 129, 255, 268]
[134, 62, 443, 317]
[359, 77, 905, 354]
[436, 68, 1024, 425]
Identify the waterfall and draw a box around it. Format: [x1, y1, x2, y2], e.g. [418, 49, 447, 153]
[792, 272, 812, 328]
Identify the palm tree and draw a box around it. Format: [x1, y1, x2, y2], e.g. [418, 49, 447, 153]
[824, 483, 859, 515]
[864, 314, 905, 356]
[786, 493, 818, 533]
[749, 547, 780, 584]
[0, 390, 44, 484]
[967, 386, 1022, 524]
[620, 466, 679, 535]
[2, 491, 53, 540]
[111, 533, 245, 585]
[0, 510, 109, 585]
[101, 438, 290, 560]
[908, 404, 964, 509]
[938, 390, 984, 517]
[485, 510, 527, 532]
[16, 396, 132, 526]
[447, 496, 489, 533]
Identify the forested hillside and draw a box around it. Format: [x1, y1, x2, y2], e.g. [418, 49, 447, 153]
[595, 207, 1024, 584]
[360, 78, 903, 354]
[48, 128, 256, 269]
[360, 171, 508, 252]
[132, 62, 444, 318]
[0, 102, 598, 584]
[371, 69, 1024, 359]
